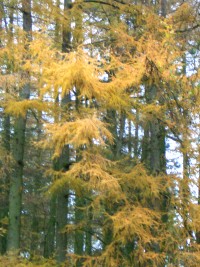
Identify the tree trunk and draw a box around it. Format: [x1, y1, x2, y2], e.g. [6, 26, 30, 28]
[7, 0, 32, 252]
[197, 159, 200, 244]
[44, 196, 56, 258]
[0, 114, 10, 254]
[134, 111, 139, 159]
[52, 0, 72, 262]
[56, 190, 68, 262]
[55, 99, 71, 263]
[0, 3, 12, 255]
[142, 85, 166, 174]
[74, 196, 84, 267]
[85, 206, 92, 256]
[62, 0, 72, 53]
[161, 0, 167, 17]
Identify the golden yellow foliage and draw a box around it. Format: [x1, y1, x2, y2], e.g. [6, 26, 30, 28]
[48, 150, 121, 196]
[45, 115, 113, 157]
[112, 205, 160, 244]
[4, 100, 49, 117]
[118, 163, 160, 200]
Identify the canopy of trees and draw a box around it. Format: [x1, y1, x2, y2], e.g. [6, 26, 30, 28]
[0, 0, 200, 266]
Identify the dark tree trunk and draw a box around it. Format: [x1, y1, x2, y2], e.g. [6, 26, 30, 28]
[74, 196, 84, 267]
[7, 0, 32, 252]
[0, 114, 10, 254]
[0, 3, 12, 254]
[55, 1, 72, 260]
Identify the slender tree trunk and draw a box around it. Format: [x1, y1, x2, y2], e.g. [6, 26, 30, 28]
[7, 0, 32, 252]
[102, 206, 113, 250]
[161, 0, 167, 17]
[44, 196, 56, 258]
[53, 93, 70, 263]
[0, 3, 12, 254]
[43, 0, 60, 259]
[196, 121, 200, 244]
[142, 123, 150, 166]
[197, 153, 200, 244]
[56, 191, 68, 262]
[62, 0, 72, 53]
[107, 109, 118, 158]
[74, 196, 84, 267]
[134, 111, 139, 159]
[117, 112, 125, 158]
[55, 94, 71, 263]
[142, 85, 166, 174]
[181, 131, 191, 240]
[55, 146, 70, 262]
[0, 113, 10, 255]
[30, 114, 43, 254]
[180, 56, 192, 243]
[128, 120, 132, 155]
[52, 0, 72, 262]
[142, 84, 167, 261]
[85, 206, 92, 256]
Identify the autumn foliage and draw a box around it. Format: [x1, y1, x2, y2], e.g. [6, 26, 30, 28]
[0, 0, 200, 266]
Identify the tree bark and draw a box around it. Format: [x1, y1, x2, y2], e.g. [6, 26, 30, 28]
[44, 196, 56, 258]
[7, 0, 32, 252]
[74, 196, 84, 267]
[52, 0, 72, 262]
[161, 0, 167, 17]
[0, 2, 12, 254]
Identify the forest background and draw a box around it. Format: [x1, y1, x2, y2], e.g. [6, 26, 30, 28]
[0, 0, 200, 266]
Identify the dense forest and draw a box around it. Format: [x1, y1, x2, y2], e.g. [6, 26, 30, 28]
[0, 0, 200, 266]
